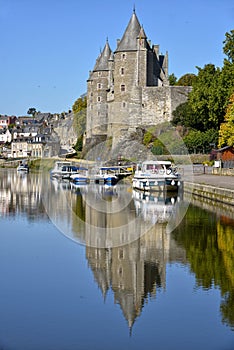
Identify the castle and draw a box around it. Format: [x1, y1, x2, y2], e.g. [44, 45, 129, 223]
[85, 10, 191, 156]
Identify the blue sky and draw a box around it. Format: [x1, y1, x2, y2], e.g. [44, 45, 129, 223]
[0, 0, 233, 116]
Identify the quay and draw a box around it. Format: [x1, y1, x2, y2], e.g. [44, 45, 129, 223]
[184, 174, 234, 207]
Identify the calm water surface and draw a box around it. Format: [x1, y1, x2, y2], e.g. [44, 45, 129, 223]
[0, 169, 233, 350]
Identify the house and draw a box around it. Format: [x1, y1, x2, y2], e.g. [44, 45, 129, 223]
[216, 146, 234, 168]
[0, 115, 17, 129]
[28, 133, 60, 158]
[0, 129, 12, 144]
[12, 126, 40, 140]
[11, 137, 31, 158]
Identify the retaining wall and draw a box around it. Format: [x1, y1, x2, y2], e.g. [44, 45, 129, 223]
[184, 181, 234, 206]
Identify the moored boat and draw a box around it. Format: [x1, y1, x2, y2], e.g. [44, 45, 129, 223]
[17, 161, 29, 173]
[50, 161, 72, 178]
[132, 160, 182, 192]
[70, 167, 90, 184]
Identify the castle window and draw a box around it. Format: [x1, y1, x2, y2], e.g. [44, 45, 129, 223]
[97, 96, 101, 102]
[120, 67, 124, 75]
[98, 72, 102, 76]
[120, 84, 125, 92]
[118, 267, 123, 276]
[122, 53, 126, 60]
[119, 249, 124, 259]
[97, 83, 102, 89]
[122, 102, 126, 108]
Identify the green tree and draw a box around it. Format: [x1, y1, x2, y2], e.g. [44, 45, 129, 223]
[172, 102, 195, 128]
[218, 92, 234, 147]
[72, 96, 87, 137]
[188, 64, 223, 130]
[27, 107, 37, 117]
[168, 73, 177, 86]
[177, 73, 197, 86]
[223, 29, 234, 63]
[184, 129, 218, 153]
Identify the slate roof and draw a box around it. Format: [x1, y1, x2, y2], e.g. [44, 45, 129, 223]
[115, 12, 141, 52]
[93, 40, 112, 71]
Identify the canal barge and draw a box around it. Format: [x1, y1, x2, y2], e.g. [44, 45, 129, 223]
[132, 160, 182, 192]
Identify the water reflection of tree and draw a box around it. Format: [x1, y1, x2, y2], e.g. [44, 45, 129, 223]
[172, 205, 234, 330]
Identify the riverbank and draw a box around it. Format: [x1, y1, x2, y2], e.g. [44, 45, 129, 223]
[184, 174, 234, 207]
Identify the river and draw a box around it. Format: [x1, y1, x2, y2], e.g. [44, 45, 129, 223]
[0, 169, 233, 350]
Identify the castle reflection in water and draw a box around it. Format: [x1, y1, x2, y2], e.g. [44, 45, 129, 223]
[0, 170, 188, 329]
[1, 169, 233, 331]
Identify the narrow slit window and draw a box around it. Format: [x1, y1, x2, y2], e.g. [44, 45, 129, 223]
[120, 84, 125, 92]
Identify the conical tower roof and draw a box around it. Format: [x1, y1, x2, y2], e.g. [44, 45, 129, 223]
[115, 11, 141, 52]
[93, 40, 112, 71]
[138, 26, 147, 40]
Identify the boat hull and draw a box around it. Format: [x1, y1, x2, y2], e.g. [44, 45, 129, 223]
[132, 176, 182, 192]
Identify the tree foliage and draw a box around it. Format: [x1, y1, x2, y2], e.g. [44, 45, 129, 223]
[184, 129, 219, 153]
[168, 73, 177, 86]
[218, 92, 234, 147]
[171, 32, 234, 151]
[72, 96, 87, 137]
[223, 29, 234, 63]
[176, 73, 197, 86]
[27, 107, 37, 116]
[188, 64, 224, 130]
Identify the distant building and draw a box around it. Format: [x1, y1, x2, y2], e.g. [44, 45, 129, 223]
[0, 129, 12, 144]
[0, 115, 16, 129]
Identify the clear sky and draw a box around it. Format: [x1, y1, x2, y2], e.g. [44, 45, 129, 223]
[0, 0, 233, 116]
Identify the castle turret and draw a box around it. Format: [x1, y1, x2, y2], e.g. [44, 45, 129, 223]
[108, 11, 143, 144]
[86, 40, 112, 140]
[137, 26, 149, 86]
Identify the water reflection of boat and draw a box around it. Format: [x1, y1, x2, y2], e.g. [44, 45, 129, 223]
[132, 189, 179, 224]
[50, 177, 71, 192]
[132, 160, 182, 192]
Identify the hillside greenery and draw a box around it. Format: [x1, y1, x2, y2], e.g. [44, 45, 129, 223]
[72, 96, 87, 153]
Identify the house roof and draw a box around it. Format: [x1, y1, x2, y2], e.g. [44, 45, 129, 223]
[115, 11, 141, 52]
[216, 145, 234, 152]
[93, 40, 112, 72]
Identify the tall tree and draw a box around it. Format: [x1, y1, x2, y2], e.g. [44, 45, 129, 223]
[168, 73, 177, 86]
[218, 92, 234, 147]
[223, 29, 234, 64]
[188, 64, 223, 130]
[27, 107, 37, 117]
[72, 96, 87, 137]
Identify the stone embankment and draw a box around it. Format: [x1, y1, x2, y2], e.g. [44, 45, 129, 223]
[183, 174, 234, 207]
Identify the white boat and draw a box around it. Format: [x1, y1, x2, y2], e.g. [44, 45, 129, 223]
[17, 162, 29, 173]
[50, 161, 80, 179]
[58, 165, 80, 179]
[70, 166, 90, 183]
[50, 161, 72, 178]
[90, 167, 118, 185]
[132, 160, 182, 192]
